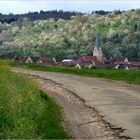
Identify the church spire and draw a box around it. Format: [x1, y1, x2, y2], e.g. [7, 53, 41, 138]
[95, 33, 101, 49]
[93, 33, 103, 61]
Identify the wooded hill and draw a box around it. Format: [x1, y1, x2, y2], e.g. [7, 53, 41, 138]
[0, 10, 81, 23]
[0, 9, 140, 60]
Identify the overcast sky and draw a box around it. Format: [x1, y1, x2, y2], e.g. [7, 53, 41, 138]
[0, 0, 140, 14]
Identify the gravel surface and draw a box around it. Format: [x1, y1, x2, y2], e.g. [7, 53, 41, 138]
[36, 78, 120, 139]
[13, 68, 140, 139]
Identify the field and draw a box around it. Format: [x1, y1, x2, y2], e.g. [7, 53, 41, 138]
[0, 61, 70, 139]
[22, 63, 140, 85]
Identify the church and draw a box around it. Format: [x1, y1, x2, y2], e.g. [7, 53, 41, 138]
[75, 34, 103, 69]
[93, 34, 103, 62]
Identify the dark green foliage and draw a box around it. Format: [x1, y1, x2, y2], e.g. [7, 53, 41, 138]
[0, 10, 79, 23]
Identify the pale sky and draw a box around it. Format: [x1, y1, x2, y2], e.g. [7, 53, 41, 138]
[0, 0, 140, 14]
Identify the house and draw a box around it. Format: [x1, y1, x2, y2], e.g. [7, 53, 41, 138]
[110, 57, 140, 70]
[37, 57, 56, 65]
[93, 34, 103, 62]
[129, 61, 140, 70]
[21, 56, 33, 63]
[76, 56, 99, 69]
[115, 64, 129, 70]
[110, 57, 130, 70]
[60, 59, 76, 67]
[130, 61, 140, 67]
[115, 57, 129, 65]
[110, 57, 130, 65]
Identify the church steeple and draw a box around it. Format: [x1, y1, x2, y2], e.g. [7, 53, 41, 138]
[95, 33, 101, 49]
[93, 33, 102, 61]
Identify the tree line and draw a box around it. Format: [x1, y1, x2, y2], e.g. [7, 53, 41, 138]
[0, 10, 82, 23]
[0, 10, 124, 24]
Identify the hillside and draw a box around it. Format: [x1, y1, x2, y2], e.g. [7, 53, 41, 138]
[0, 9, 140, 60]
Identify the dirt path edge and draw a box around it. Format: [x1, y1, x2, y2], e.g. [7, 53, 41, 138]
[32, 74, 131, 139]
[12, 69, 132, 139]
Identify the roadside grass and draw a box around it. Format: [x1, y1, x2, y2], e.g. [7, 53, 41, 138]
[2, 59, 139, 85]
[22, 63, 140, 85]
[0, 62, 70, 139]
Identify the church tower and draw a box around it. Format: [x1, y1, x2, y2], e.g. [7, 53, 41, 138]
[93, 34, 102, 62]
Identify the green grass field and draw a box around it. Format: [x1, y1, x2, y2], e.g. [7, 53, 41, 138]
[23, 63, 140, 85]
[0, 61, 70, 139]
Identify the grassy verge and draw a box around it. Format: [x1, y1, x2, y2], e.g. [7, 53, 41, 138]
[0, 62, 70, 139]
[22, 63, 140, 85]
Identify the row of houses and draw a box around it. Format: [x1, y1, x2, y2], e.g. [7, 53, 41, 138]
[13, 55, 140, 70]
[111, 57, 140, 70]
[62, 56, 140, 70]
[14, 56, 57, 65]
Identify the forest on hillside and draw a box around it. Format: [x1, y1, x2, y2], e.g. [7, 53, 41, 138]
[0, 9, 140, 60]
[0, 10, 81, 23]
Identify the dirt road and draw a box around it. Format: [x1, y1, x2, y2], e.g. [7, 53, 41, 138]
[36, 78, 118, 139]
[13, 68, 140, 139]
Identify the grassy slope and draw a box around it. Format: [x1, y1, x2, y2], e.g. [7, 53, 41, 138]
[23, 63, 140, 85]
[0, 62, 70, 139]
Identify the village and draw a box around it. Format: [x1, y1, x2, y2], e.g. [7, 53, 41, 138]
[1, 1, 140, 140]
[13, 34, 140, 70]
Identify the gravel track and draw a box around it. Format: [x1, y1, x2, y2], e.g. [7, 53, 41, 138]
[36, 78, 120, 139]
[12, 68, 140, 139]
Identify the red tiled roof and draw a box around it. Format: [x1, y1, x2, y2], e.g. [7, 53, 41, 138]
[130, 62, 140, 66]
[114, 61, 129, 65]
[76, 56, 99, 64]
[110, 57, 129, 65]
[38, 57, 56, 64]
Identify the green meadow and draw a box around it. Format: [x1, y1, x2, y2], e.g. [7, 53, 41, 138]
[0, 61, 70, 139]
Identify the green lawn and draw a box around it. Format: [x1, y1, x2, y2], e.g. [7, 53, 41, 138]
[23, 63, 140, 85]
[0, 62, 70, 139]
